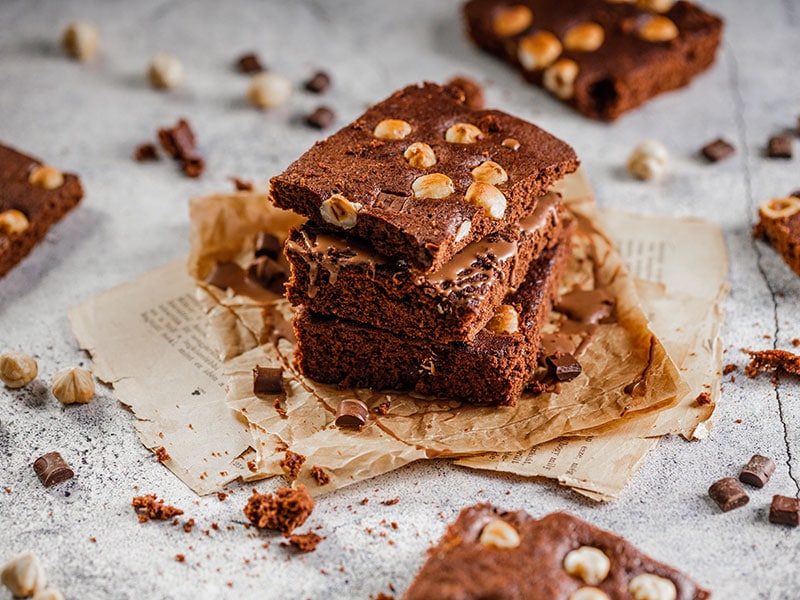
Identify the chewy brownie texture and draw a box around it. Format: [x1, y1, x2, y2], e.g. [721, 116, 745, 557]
[270, 82, 578, 272]
[0, 144, 84, 277]
[293, 226, 572, 406]
[753, 195, 800, 277]
[463, 0, 723, 121]
[403, 504, 711, 600]
[286, 192, 565, 342]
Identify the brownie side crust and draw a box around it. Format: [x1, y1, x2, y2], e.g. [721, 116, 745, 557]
[286, 192, 564, 342]
[271, 82, 578, 272]
[0, 145, 84, 278]
[293, 225, 572, 406]
[403, 504, 711, 600]
[753, 197, 800, 277]
[464, 0, 723, 121]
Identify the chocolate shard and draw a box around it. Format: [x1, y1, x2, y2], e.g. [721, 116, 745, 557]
[255, 232, 282, 260]
[237, 52, 264, 74]
[304, 70, 331, 93]
[701, 138, 735, 163]
[33, 452, 74, 488]
[253, 365, 284, 395]
[739, 454, 776, 488]
[769, 495, 800, 526]
[305, 106, 335, 129]
[247, 255, 288, 294]
[545, 352, 582, 382]
[708, 477, 749, 512]
[767, 134, 793, 159]
[158, 118, 196, 160]
[335, 399, 368, 429]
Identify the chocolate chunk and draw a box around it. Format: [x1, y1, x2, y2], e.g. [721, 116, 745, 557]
[134, 143, 159, 162]
[247, 255, 287, 294]
[158, 119, 196, 160]
[33, 452, 74, 488]
[305, 106, 335, 129]
[701, 138, 736, 162]
[253, 365, 284, 395]
[769, 495, 800, 526]
[545, 353, 582, 382]
[237, 52, 264, 74]
[231, 176, 254, 191]
[255, 232, 281, 260]
[556, 289, 615, 324]
[181, 156, 205, 178]
[767, 134, 793, 159]
[708, 477, 749, 512]
[739, 454, 776, 488]
[304, 70, 331, 93]
[335, 399, 369, 429]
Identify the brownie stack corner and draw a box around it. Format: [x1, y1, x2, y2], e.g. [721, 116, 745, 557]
[270, 82, 579, 405]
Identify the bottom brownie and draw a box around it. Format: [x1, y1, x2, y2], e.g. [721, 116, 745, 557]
[403, 504, 711, 600]
[753, 196, 800, 277]
[293, 226, 572, 405]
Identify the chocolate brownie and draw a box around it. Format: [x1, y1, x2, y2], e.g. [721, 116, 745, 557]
[293, 226, 572, 406]
[0, 144, 83, 277]
[753, 196, 800, 277]
[270, 82, 578, 272]
[286, 192, 565, 342]
[464, 0, 723, 121]
[403, 504, 710, 600]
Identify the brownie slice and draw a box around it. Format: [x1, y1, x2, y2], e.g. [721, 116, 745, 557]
[293, 225, 572, 406]
[464, 0, 723, 121]
[0, 144, 84, 278]
[271, 82, 578, 272]
[403, 504, 711, 600]
[753, 196, 800, 277]
[286, 191, 564, 343]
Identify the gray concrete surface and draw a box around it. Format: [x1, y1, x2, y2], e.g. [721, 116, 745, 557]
[1, 1, 799, 598]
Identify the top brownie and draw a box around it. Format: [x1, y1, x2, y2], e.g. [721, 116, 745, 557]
[270, 82, 578, 272]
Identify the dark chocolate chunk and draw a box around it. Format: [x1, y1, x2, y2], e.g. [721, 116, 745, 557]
[33, 452, 74, 488]
[134, 143, 159, 162]
[304, 70, 331, 93]
[767, 134, 793, 159]
[769, 495, 800, 526]
[545, 353, 582, 382]
[305, 106, 335, 129]
[181, 156, 205, 178]
[739, 454, 776, 488]
[237, 52, 264, 74]
[231, 176, 254, 192]
[247, 255, 287, 294]
[253, 365, 284, 395]
[335, 399, 369, 429]
[701, 138, 736, 163]
[255, 232, 282, 260]
[158, 119, 196, 160]
[708, 477, 749, 512]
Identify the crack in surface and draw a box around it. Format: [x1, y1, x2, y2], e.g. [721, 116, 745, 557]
[728, 49, 800, 495]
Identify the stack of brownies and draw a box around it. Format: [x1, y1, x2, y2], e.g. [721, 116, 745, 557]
[270, 82, 579, 406]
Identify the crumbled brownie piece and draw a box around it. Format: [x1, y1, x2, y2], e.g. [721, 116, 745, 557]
[157, 118, 205, 178]
[134, 143, 159, 162]
[744, 349, 800, 378]
[237, 52, 264, 74]
[381, 497, 400, 506]
[154, 446, 170, 462]
[305, 70, 331, 93]
[695, 392, 712, 406]
[175, 554, 186, 562]
[230, 176, 254, 191]
[243, 484, 314, 535]
[132, 494, 184, 523]
[723, 363, 737, 375]
[280, 450, 306, 481]
[374, 401, 391, 415]
[286, 531, 324, 553]
[754, 196, 800, 277]
[305, 106, 335, 129]
[310, 466, 331, 486]
[183, 518, 195, 533]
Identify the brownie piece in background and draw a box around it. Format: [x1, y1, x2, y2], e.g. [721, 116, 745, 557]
[753, 196, 800, 277]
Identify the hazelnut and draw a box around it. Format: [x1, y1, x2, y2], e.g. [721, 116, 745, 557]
[33, 590, 66, 600]
[637, 0, 675, 11]
[629, 573, 678, 600]
[760, 197, 800, 220]
[492, 5, 534, 37]
[465, 181, 507, 219]
[412, 174, 455, 199]
[51, 366, 95, 405]
[563, 22, 605, 52]
[543, 58, 580, 99]
[563, 546, 611, 585]
[479, 519, 520, 549]
[0, 351, 38, 389]
[148, 52, 185, 90]
[502, 138, 521, 151]
[486, 304, 519, 334]
[0, 209, 30, 235]
[28, 165, 64, 190]
[626, 140, 669, 180]
[1, 552, 47, 597]
[319, 194, 362, 229]
[445, 123, 484, 144]
[247, 72, 291, 108]
[517, 30, 562, 71]
[374, 119, 412, 140]
[570, 589, 611, 600]
[637, 15, 679, 42]
[455, 220, 472, 243]
[61, 21, 99, 61]
[471, 161, 508, 186]
[404, 142, 437, 168]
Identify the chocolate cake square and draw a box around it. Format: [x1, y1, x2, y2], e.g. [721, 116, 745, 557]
[753, 196, 800, 277]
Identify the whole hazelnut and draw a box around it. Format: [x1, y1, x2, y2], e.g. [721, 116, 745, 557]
[403, 142, 437, 168]
[1, 552, 47, 597]
[0, 209, 30, 235]
[51, 366, 95, 404]
[62, 21, 99, 61]
[445, 122, 483, 144]
[33, 589, 66, 600]
[0, 351, 38, 388]
[148, 52, 185, 90]
[319, 194, 362, 229]
[374, 119, 412, 140]
[247, 72, 292, 109]
[464, 182, 507, 219]
[28, 165, 64, 190]
[412, 174, 455, 199]
[627, 140, 669, 180]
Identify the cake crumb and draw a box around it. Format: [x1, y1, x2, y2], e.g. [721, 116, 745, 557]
[744, 349, 800, 378]
[381, 497, 400, 506]
[280, 450, 306, 481]
[183, 518, 196, 533]
[175, 554, 185, 562]
[723, 364, 737, 375]
[243, 485, 314, 535]
[310, 466, 331, 486]
[793, 338, 800, 348]
[695, 392, 712, 406]
[132, 494, 184, 523]
[217, 492, 228, 501]
[286, 531, 325, 553]
[154, 446, 170, 462]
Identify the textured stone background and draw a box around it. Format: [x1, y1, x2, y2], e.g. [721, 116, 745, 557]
[1, 1, 799, 598]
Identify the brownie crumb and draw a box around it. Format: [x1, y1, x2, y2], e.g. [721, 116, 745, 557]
[744, 349, 800, 378]
[723, 364, 737, 375]
[695, 392, 712, 406]
[310, 466, 330, 486]
[217, 492, 228, 502]
[305, 106, 335, 129]
[134, 143, 159, 162]
[304, 70, 331, 94]
[375, 593, 395, 600]
[157, 118, 205, 178]
[287, 531, 325, 553]
[132, 494, 184, 523]
[243, 484, 314, 535]
[230, 176, 254, 191]
[237, 52, 264, 74]
[381, 497, 400, 506]
[280, 450, 306, 481]
[154, 446, 170, 462]
[374, 401, 390, 415]
[183, 518, 196, 533]
[273, 397, 288, 418]
[89, 537, 96, 543]
[792, 338, 800, 348]
[175, 554, 186, 562]
[360, 498, 369, 505]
